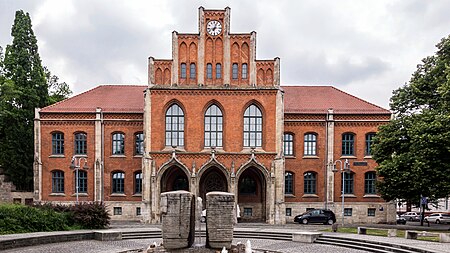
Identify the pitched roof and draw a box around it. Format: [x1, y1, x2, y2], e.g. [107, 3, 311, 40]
[41, 85, 146, 113]
[282, 86, 390, 114]
[40, 84, 389, 115]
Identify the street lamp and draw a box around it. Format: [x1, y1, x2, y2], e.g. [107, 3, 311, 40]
[331, 159, 351, 226]
[70, 155, 89, 204]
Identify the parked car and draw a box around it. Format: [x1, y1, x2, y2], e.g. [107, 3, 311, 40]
[396, 214, 406, 225]
[424, 213, 450, 224]
[294, 209, 336, 225]
[401, 212, 420, 221]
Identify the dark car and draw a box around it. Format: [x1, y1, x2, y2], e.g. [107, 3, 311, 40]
[396, 214, 406, 225]
[294, 209, 336, 225]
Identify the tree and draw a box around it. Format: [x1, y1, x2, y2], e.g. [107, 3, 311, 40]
[372, 34, 450, 206]
[0, 10, 71, 191]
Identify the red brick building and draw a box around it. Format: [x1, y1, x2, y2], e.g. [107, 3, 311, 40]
[34, 7, 395, 224]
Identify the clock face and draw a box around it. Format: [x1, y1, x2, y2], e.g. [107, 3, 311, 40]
[206, 20, 222, 36]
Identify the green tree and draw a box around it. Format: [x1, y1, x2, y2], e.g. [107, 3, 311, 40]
[372, 35, 450, 205]
[0, 10, 71, 190]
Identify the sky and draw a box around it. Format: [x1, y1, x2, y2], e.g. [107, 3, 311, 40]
[1, 0, 450, 109]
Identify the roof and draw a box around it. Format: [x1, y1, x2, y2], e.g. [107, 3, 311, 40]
[40, 85, 147, 113]
[40, 85, 389, 115]
[282, 86, 390, 114]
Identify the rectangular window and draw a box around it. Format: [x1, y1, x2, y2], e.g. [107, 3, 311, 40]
[243, 208, 252, 216]
[342, 133, 355, 156]
[365, 133, 376, 156]
[136, 207, 141, 216]
[206, 63, 212, 79]
[286, 208, 292, 216]
[216, 63, 222, 79]
[344, 208, 353, 216]
[368, 208, 376, 217]
[135, 133, 144, 155]
[242, 63, 248, 79]
[232, 63, 238, 79]
[304, 133, 317, 156]
[135, 172, 142, 194]
[283, 133, 294, 156]
[74, 133, 87, 155]
[112, 133, 125, 155]
[52, 170, 65, 193]
[190, 63, 196, 79]
[181, 63, 186, 79]
[113, 207, 122, 215]
[52, 132, 64, 155]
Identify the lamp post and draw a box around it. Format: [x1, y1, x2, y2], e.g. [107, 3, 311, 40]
[70, 155, 89, 204]
[332, 159, 350, 226]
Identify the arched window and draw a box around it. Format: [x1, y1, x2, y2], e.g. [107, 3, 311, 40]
[112, 132, 125, 155]
[304, 133, 317, 156]
[165, 104, 184, 147]
[135, 132, 144, 155]
[75, 170, 87, 193]
[134, 171, 142, 194]
[242, 63, 248, 79]
[52, 132, 64, 155]
[74, 132, 87, 155]
[190, 63, 196, 79]
[216, 63, 222, 79]
[180, 63, 186, 79]
[304, 172, 317, 194]
[51, 170, 64, 193]
[112, 172, 125, 194]
[239, 176, 256, 194]
[365, 171, 377, 194]
[285, 172, 294, 195]
[243, 104, 262, 147]
[206, 63, 213, 79]
[342, 172, 354, 194]
[283, 133, 294, 156]
[365, 133, 376, 156]
[342, 133, 355, 156]
[232, 63, 238, 79]
[204, 104, 223, 148]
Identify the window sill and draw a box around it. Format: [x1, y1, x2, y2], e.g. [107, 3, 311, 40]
[73, 154, 88, 157]
[133, 155, 143, 158]
[49, 155, 65, 158]
[110, 155, 126, 158]
[340, 194, 357, 198]
[302, 156, 319, 159]
[71, 193, 88, 197]
[49, 193, 65, 196]
[364, 155, 373, 159]
[284, 156, 296, 159]
[201, 147, 224, 153]
[284, 194, 296, 198]
[363, 194, 380, 198]
[110, 193, 126, 197]
[162, 146, 186, 152]
[340, 156, 357, 159]
[241, 147, 265, 153]
[302, 194, 319, 198]
[132, 193, 142, 197]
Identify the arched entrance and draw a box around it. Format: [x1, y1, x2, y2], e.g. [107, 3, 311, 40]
[160, 166, 189, 192]
[199, 167, 228, 208]
[237, 166, 266, 222]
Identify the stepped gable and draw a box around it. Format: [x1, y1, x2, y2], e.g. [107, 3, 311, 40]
[282, 85, 390, 114]
[40, 85, 147, 113]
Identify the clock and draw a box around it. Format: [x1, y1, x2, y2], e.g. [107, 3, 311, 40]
[206, 20, 222, 36]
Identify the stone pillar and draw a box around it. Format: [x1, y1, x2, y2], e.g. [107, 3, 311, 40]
[142, 88, 152, 223]
[197, 7, 205, 86]
[274, 57, 281, 87]
[94, 108, 103, 201]
[249, 31, 257, 86]
[223, 7, 231, 86]
[33, 108, 42, 201]
[326, 109, 335, 204]
[206, 191, 234, 249]
[171, 32, 179, 86]
[148, 57, 155, 86]
[160, 190, 195, 249]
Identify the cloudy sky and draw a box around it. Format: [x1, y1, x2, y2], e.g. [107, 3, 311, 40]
[1, 0, 449, 109]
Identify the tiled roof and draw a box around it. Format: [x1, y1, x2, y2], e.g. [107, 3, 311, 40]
[40, 85, 147, 113]
[40, 85, 389, 115]
[282, 85, 390, 114]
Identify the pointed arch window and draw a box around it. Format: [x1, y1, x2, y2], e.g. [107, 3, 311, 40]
[165, 104, 184, 147]
[204, 104, 223, 148]
[216, 63, 222, 79]
[243, 104, 263, 148]
[180, 63, 186, 79]
[190, 63, 196, 79]
[206, 63, 213, 79]
[242, 63, 248, 79]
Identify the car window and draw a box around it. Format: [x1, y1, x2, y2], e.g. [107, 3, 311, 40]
[442, 214, 450, 217]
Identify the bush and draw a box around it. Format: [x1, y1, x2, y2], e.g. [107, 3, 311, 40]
[0, 204, 69, 234]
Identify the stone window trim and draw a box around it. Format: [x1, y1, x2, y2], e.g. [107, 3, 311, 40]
[302, 194, 319, 198]
[110, 193, 127, 197]
[110, 155, 127, 158]
[340, 155, 357, 159]
[70, 193, 88, 197]
[363, 194, 380, 198]
[49, 193, 66, 197]
[302, 155, 319, 159]
[49, 154, 65, 158]
[284, 194, 296, 198]
[339, 194, 357, 198]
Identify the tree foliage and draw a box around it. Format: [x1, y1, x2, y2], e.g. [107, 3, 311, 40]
[372, 35, 450, 204]
[0, 10, 72, 190]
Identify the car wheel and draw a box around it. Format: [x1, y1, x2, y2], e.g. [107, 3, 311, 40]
[409, 217, 413, 221]
[436, 220, 441, 224]
[302, 219, 308, 225]
[327, 219, 334, 225]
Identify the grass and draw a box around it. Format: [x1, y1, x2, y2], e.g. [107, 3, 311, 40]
[321, 227, 441, 242]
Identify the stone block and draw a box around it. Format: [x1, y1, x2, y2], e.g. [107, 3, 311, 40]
[94, 230, 122, 241]
[206, 191, 234, 249]
[440, 233, 450, 243]
[292, 232, 322, 243]
[387, 229, 397, 237]
[405, 230, 418, 239]
[160, 190, 194, 249]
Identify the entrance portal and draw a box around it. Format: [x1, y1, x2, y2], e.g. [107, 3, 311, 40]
[199, 167, 228, 208]
[237, 166, 266, 222]
[161, 166, 189, 192]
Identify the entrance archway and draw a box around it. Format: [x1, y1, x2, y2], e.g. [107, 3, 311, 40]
[160, 166, 189, 192]
[237, 166, 266, 222]
[199, 167, 228, 208]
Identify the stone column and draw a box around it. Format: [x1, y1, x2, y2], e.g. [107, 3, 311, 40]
[94, 108, 103, 201]
[326, 109, 335, 204]
[249, 31, 257, 86]
[274, 57, 281, 87]
[223, 7, 231, 86]
[160, 190, 195, 249]
[148, 57, 155, 86]
[206, 191, 234, 249]
[171, 32, 179, 86]
[33, 108, 42, 201]
[197, 7, 205, 86]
